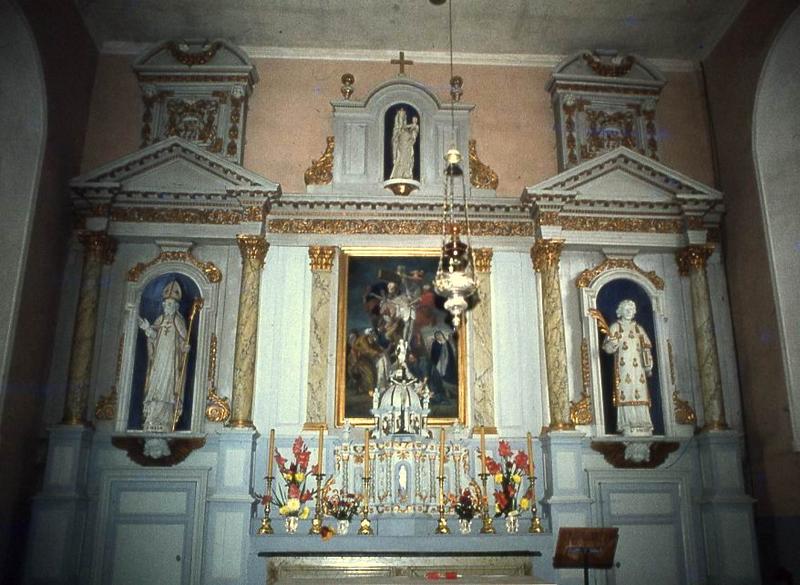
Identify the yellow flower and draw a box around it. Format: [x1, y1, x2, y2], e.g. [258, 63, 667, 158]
[286, 498, 300, 513]
[278, 505, 288, 515]
[512, 474, 522, 485]
[295, 472, 305, 483]
[494, 504, 501, 514]
[282, 472, 292, 481]
[520, 498, 530, 511]
[299, 507, 310, 520]
[494, 473, 503, 484]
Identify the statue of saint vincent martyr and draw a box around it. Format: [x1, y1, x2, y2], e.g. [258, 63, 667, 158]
[601, 299, 655, 436]
[138, 280, 190, 432]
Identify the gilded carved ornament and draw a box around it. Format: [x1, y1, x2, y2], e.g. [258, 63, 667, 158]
[575, 258, 664, 290]
[110, 207, 245, 225]
[530, 239, 565, 272]
[205, 334, 231, 424]
[667, 341, 696, 426]
[267, 219, 533, 238]
[582, 52, 636, 78]
[166, 41, 223, 66]
[127, 251, 222, 284]
[468, 139, 499, 190]
[308, 246, 336, 271]
[95, 336, 125, 421]
[472, 248, 493, 273]
[676, 244, 714, 276]
[569, 338, 594, 426]
[79, 231, 116, 265]
[304, 137, 334, 186]
[540, 215, 684, 234]
[237, 234, 269, 264]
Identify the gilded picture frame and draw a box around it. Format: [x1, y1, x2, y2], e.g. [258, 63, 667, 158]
[335, 248, 467, 428]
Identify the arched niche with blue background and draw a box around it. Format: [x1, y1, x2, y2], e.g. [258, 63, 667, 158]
[127, 272, 202, 432]
[596, 278, 664, 435]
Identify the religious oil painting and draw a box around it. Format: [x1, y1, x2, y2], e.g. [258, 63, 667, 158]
[128, 273, 201, 433]
[335, 249, 466, 427]
[595, 278, 664, 436]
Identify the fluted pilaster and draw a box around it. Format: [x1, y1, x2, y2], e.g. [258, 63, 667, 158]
[531, 239, 573, 430]
[304, 246, 336, 430]
[230, 235, 269, 428]
[63, 231, 116, 425]
[677, 245, 727, 430]
[471, 248, 496, 431]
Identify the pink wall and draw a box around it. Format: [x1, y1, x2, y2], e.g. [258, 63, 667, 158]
[705, 0, 800, 520]
[82, 55, 714, 195]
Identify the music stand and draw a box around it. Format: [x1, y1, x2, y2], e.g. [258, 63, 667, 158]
[553, 527, 619, 585]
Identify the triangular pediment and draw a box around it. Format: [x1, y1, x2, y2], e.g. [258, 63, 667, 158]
[71, 137, 280, 196]
[524, 147, 721, 204]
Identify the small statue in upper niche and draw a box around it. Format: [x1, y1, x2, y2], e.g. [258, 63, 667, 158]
[389, 108, 419, 180]
[601, 299, 654, 436]
[138, 280, 190, 433]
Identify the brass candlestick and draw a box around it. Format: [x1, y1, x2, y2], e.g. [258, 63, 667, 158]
[358, 476, 373, 535]
[478, 472, 496, 534]
[527, 475, 543, 534]
[435, 475, 450, 534]
[309, 472, 326, 535]
[257, 475, 275, 535]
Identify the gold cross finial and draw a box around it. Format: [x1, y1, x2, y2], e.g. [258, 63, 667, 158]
[391, 51, 414, 76]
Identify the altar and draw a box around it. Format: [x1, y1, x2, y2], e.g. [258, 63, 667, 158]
[256, 535, 554, 584]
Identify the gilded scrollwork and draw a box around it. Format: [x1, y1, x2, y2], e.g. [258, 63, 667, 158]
[205, 334, 231, 423]
[110, 207, 243, 225]
[468, 139, 499, 190]
[304, 136, 335, 186]
[575, 258, 664, 290]
[237, 234, 269, 264]
[570, 338, 594, 426]
[582, 52, 636, 77]
[127, 251, 222, 283]
[95, 336, 124, 421]
[166, 41, 222, 66]
[673, 391, 697, 426]
[165, 97, 221, 149]
[581, 109, 637, 159]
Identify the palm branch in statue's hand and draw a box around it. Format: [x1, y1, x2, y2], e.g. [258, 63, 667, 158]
[588, 308, 610, 336]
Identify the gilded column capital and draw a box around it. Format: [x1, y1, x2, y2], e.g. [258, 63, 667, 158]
[308, 246, 336, 271]
[473, 248, 493, 273]
[531, 239, 565, 272]
[236, 234, 269, 266]
[78, 231, 116, 264]
[676, 244, 714, 276]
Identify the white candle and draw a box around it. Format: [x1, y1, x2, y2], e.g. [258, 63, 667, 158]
[526, 432, 534, 477]
[267, 428, 275, 479]
[317, 427, 324, 473]
[364, 429, 370, 478]
[439, 427, 446, 477]
[479, 426, 486, 475]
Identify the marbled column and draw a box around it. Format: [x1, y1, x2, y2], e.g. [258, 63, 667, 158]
[304, 246, 336, 430]
[230, 235, 269, 428]
[62, 232, 115, 425]
[677, 245, 728, 430]
[471, 248, 497, 431]
[531, 239, 573, 430]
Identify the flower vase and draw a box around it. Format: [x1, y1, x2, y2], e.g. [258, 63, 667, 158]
[505, 514, 519, 534]
[458, 518, 472, 534]
[284, 515, 299, 534]
[337, 519, 350, 534]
